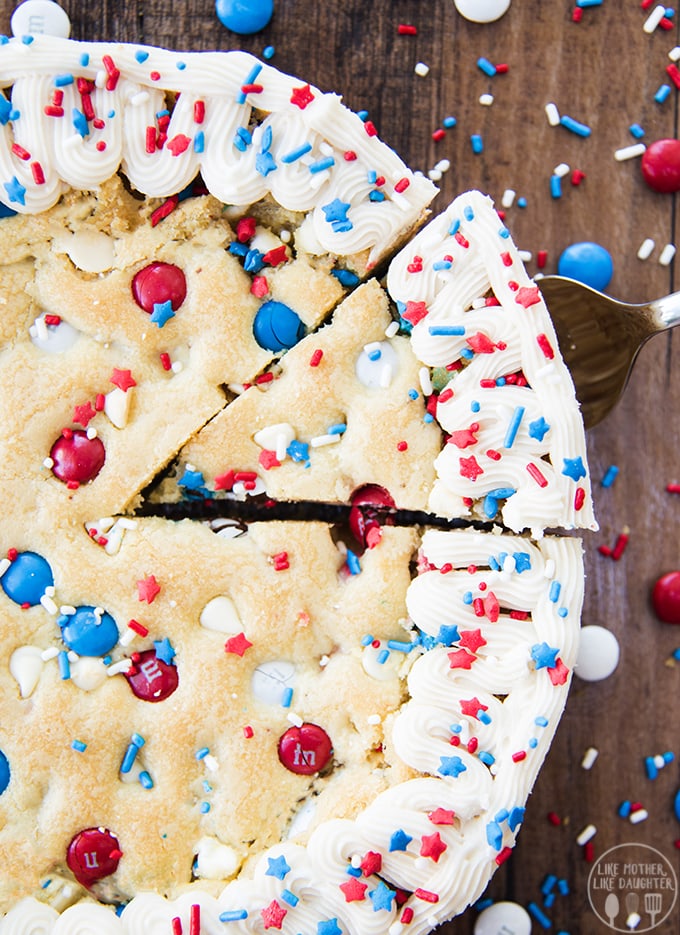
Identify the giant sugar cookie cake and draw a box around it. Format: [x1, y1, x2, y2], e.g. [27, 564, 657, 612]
[0, 33, 594, 935]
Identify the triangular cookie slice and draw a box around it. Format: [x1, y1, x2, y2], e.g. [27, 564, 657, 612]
[156, 278, 442, 512]
[387, 190, 597, 534]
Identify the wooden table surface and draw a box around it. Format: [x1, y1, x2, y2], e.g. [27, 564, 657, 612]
[2, 1, 679, 932]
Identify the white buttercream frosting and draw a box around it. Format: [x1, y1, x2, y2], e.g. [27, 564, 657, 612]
[0, 37, 436, 264]
[386, 190, 597, 534]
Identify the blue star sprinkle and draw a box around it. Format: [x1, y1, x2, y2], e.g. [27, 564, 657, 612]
[561, 456, 586, 481]
[528, 416, 551, 442]
[438, 755, 467, 778]
[531, 642, 559, 670]
[150, 300, 175, 328]
[388, 828, 412, 852]
[3, 175, 26, 205]
[322, 198, 353, 233]
[153, 637, 176, 665]
[368, 880, 396, 912]
[265, 854, 290, 880]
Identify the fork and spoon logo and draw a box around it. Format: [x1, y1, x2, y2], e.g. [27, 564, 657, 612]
[589, 844, 677, 931]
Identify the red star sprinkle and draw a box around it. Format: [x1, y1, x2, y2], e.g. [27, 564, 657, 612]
[214, 469, 235, 491]
[466, 332, 496, 354]
[110, 368, 137, 392]
[166, 134, 191, 156]
[259, 450, 281, 471]
[402, 300, 429, 326]
[73, 401, 97, 427]
[515, 285, 542, 309]
[360, 851, 382, 876]
[428, 807, 456, 825]
[339, 877, 368, 902]
[458, 629, 487, 653]
[548, 658, 569, 685]
[447, 427, 478, 449]
[460, 697, 488, 718]
[447, 649, 474, 670]
[459, 455, 484, 481]
[224, 632, 253, 657]
[420, 832, 447, 862]
[261, 899, 287, 930]
[263, 245, 289, 267]
[290, 84, 315, 109]
[137, 574, 160, 604]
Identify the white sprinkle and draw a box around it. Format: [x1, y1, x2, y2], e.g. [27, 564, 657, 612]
[350, 854, 362, 868]
[414, 61, 430, 77]
[203, 754, 219, 772]
[427, 168, 442, 182]
[581, 747, 599, 770]
[34, 315, 48, 341]
[637, 238, 655, 260]
[0, 558, 10, 578]
[319, 655, 330, 667]
[626, 912, 641, 930]
[669, 46, 680, 62]
[67, 651, 79, 662]
[367, 714, 381, 725]
[364, 341, 382, 356]
[419, 366, 433, 396]
[518, 250, 532, 263]
[119, 630, 136, 647]
[279, 229, 291, 243]
[380, 363, 393, 388]
[435, 159, 451, 173]
[86, 426, 98, 440]
[310, 433, 341, 448]
[59, 605, 76, 615]
[576, 824, 597, 846]
[653, 753, 666, 769]
[502, 554, 516, 574]
[545, 102, 560, 126]
[479, 93, 494, 106]
[614, 142, 646, 161]
[319, 141, 334, 156]
[43, 457, 54, 469]
[535, 362, 556, 379]
[171, 360, 184, 373]
[630, 808, 649, 824]
[40, 594, 58, 615]
[119, 518, 138, 530]
[553, 162, 570, 178]
[41, 648, 60, 661]
[659, 243, 676, 266]
[471, 296, 487, 309]
[130, 90, 150, 106]
[106, 659, 133, 677]
[643, 5, 666, 33]
[384, 320, 399, 338]
[543, 558, 556, 579]
[287, 712, 304, 728]
[501, 188, 516, 208]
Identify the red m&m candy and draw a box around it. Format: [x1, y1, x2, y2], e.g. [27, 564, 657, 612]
[651, 571, 680, 623]
[348, 484, 395, 550]
[641, 139, 680, 194]
[125, 648, 179, 701]
[131, 262, 187, 313]
[66, 827, 122, 887]
[278, 723, 332, 775]
[50, 430, 105, 485]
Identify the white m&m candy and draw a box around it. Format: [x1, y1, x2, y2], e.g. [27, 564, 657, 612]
[454, 0, 512, 24]
[10, 0, 71, 38]
[474, 901, 531, 935]
[575, 625, 620, 681]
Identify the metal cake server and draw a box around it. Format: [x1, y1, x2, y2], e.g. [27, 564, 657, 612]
[538, 276, 680, 429]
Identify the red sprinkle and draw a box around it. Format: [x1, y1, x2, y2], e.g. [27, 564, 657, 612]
[243, 725, 254, 739]
[309, 349, 323, 367]
[574, 486, 586, 511]
[496, 846, 513, 866]
[364, 121, 378, 137]
[536, 333, 554, 359]
[44, 105, 64, 117]
[241, 83, 263, 94]
[495, 63, 509, 73]
[171, 918, 183, 935]
[400, 908, 414, 924]
[344, 150, 357, 161]
[150, 71, 161, 82]
[31, 162, 45, 185]
[512, 750, 527, 762]
[572, 6, 583, 22]
[190, 905, 201, 935]
[398, 23, 418, 35]
[11, 143, 30, 161]
[547, 811, 562, 826]
[584, 841, 595, 862]
[396, 440, 408, 452]
[159, 352, 172, 371]
[611, 531, 629, 561]
[432, 128, 446, 142]
[526, 463, 549, 488]
[414, 889, 439, 904]
[394, 177, 410, 193]
[666, 63, 680, 89]
[150, 195, 179, 227]
[666, 483, 680, 494]
[537, 250, 548, 269]
[571, 169, 586, 186]
[128, 619, 149, 637]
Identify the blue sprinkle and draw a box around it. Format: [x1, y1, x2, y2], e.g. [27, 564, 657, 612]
[432, 259, 453, 271]
[470, 133, 484, 154]
[328, 423, 347, 435]
[450, 723, 463, 734]
[139, 770, 154, 789]
[387, 640, 414, 653]
[120, 743, 140, 774]
[558, 879, 570, 896]
[331, 268, 360, 286]
[376, 649, 390, 665]
[219, 910, 248, 922]
[529, 737, 538, 748]
[263, 46, 275, 59]
[448, 218, 461, 236]
[357, 110, 369, 121]
[428, 325, 465, 335]
[369, 190, 386, 202]
[495, 376, 506, 386]
[549, 581, 561, 603]
[535, 715, 549, 727]
[550, 174, 562, 199]
[280, 889, 298, 907]
[58, 651, 70, 680]
[261, 126, 274, 152]
[346, 865, 362, 877]
[504, 405, 525, 448]
[21, 35, 34, 45]
[477, 57, 497, 77]
[655, 84, 672, 103]
[495, 809, 509, 823]
[176, 61, 186, 71]
[131, 733, 145, 748]
[478, 751, 495, 766]
[559, 114, 591, 137]
[664, 751, 675, 764]
[80, 53, 90, 66]
[72, 108, 89, 138]
[463, 205, 475, 222]
[471, 400, 481, 413]
[55, 74, 74, 87]
[443, 115, 457, 128]
[281, 686, 293, 708]
[281, 141, 312, 164]
[478, 710, 492, 725]
[309, 156, 335, 173]
[577, 0, 603, 5]
[229, 241, 248, 257]
[361, 634, 374, 647]
[135, 50, 149, 63]
[528, 902, 552, 929]
[200, 802, 211, 813]
[629, 123, 645, 139]
[601, 465, 619, 488]
[618, 800, 632, 818]
[202, 781, 212, 793]
[499, 226, 510, 239]
[483, 496, 498, 520]
[72, 739, 87, 753]
[541, 874, 558, 895]
[645, 756, 658, 780]
[486, 820, 503, 850]
[236, 64, 263, 104]
[287, 439, 309, 463]
[367, 170, 377, 184]
[544, 892, 556, 909]
[460, 347, 474, 360]
[463, 591, 473, 604]
[423, 412, 435, 423]
[673, 648, 680, 661]
[558, 607, 568, 618]
[508, 807, 525, 831]
[408, 388, 419, 400]
[517, 196, 528, 208]
[194, 131, 205, 154]
[195, 747, 210, 760]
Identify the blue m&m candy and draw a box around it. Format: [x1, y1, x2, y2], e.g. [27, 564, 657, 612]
[58, 605, 119, 657]
[253, 300, 305, 352]
[0, 750, 9, 795]
[215, 0, 274, 34]
[557, 242, 613, 292]
[1, 551, 54, 606]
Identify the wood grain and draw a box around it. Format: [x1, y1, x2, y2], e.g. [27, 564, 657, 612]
[1, 1, 679, 932]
